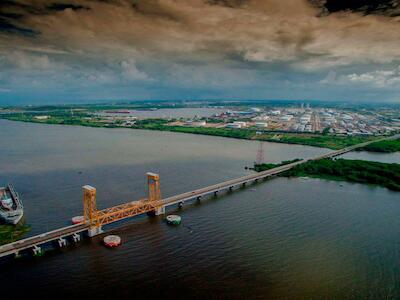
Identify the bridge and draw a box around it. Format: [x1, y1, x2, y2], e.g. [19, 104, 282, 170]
[0, 135, 398, 258]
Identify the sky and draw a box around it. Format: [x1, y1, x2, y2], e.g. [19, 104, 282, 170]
[1, 0, 400, 105]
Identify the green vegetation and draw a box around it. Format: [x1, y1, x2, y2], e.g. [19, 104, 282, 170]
[255, 133, 378, 150]
[134, 119, 170, 127]
[134, 122, 377, 148]
[255, 158, 400, 191]
[253, 159, 302, 172]
[358, 138, 400, 153]
[0, 224, 31, 246]
[133, 118, 253, 139]
[157, 126, 255, 139]
[2, 112, 106, 128]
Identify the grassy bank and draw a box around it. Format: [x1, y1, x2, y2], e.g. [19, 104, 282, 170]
[133, 119, 380, 148]
[255, 158, 400, 191]
[138, 123, 255, 139]
[1, 114, 383, 150]
[0, 224, 31, 246]
[254, 133, 378, 150]
[2, 113, 106, 128]
[358, 138, 400, 153]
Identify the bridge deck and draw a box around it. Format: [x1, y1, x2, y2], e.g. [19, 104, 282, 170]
[0, 223, 89, 257]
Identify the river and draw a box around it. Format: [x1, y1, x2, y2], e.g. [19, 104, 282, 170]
[0, 120, 399, 299]
[97, 107, 226, 118]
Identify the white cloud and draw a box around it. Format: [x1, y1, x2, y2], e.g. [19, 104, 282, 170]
[120, 59, 152, 81]
[6, 51, 53, 70]
[324, 66, 400, 88]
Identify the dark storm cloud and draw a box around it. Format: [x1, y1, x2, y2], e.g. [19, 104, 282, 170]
[311, 0, 400, 17]
[0, 0, 400, 103]
[0, 1, 89, 35]
[47, 3, 89, 11]
[206, 0, 248, 8]
[0, 0, 89, 17]
[0, 2, 36, 36]
[1, 0, 400, 67]
[0, 18, 36, 35]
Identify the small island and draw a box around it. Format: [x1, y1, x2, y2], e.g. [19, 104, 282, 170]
[254, 158, 400, 191]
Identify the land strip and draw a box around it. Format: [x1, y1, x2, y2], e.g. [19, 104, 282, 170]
[255, 158, 400, 191]
[1, 113, 393, 150]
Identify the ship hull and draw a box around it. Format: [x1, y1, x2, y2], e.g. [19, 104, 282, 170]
[0, 185, 24, 225]
[0, 209, 23, 225]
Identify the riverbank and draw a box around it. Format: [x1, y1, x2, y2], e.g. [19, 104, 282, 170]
[255, 158, 400, 191]
[253, 159, 302, 172]
[358, 139, 400, 153]
[0, 114, 386, 150]
[0, 224, 30, 246]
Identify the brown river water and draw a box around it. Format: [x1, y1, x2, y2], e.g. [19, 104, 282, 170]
[0, 120, 399, 299]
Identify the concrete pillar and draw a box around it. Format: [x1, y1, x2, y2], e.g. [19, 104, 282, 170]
[242, 182, 246, 187]
[32, 245, 43, 256]
[88, 226, 103, 237]
[178, 202, 183, 208]
[155, 206, 165, 216]
[229, 186, 233, 191]
[15, 251, 21, 259]
[214, 191, 218, 196]
[58, 237, 67, 247]
[72, 233, 81, 242]
[197, 196, 202, 201]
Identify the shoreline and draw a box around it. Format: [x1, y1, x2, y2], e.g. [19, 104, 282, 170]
[2, 117, 397, 152]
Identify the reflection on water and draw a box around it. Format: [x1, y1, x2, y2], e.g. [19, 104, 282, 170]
[0, 120, 399, 299]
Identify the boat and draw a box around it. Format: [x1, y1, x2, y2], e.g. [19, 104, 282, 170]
[0, 184, 23, 225]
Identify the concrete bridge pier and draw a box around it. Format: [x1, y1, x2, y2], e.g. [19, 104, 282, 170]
[229, 186, 233, 191]
[214, 191, 218, 196]
[197, 196, 202, 201]
[72, 233, 81, 242]
[32, 245, 43, 256]
[155, 206, 165, 216]
[88, 226, 103, 237]
[58, 238, 67, 247]
[178, 202, 183, 208]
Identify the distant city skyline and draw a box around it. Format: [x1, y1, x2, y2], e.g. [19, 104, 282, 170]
[1, 0, 400, 104]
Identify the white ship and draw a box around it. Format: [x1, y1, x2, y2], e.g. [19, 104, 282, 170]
[0, 184, 23, 225]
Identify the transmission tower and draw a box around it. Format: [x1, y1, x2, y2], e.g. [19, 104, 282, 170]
[256, 141, 264, 165]
[255, 132, 264, 165]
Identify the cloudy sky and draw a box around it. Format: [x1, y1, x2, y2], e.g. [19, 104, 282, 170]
[1, 0, 400, 104]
